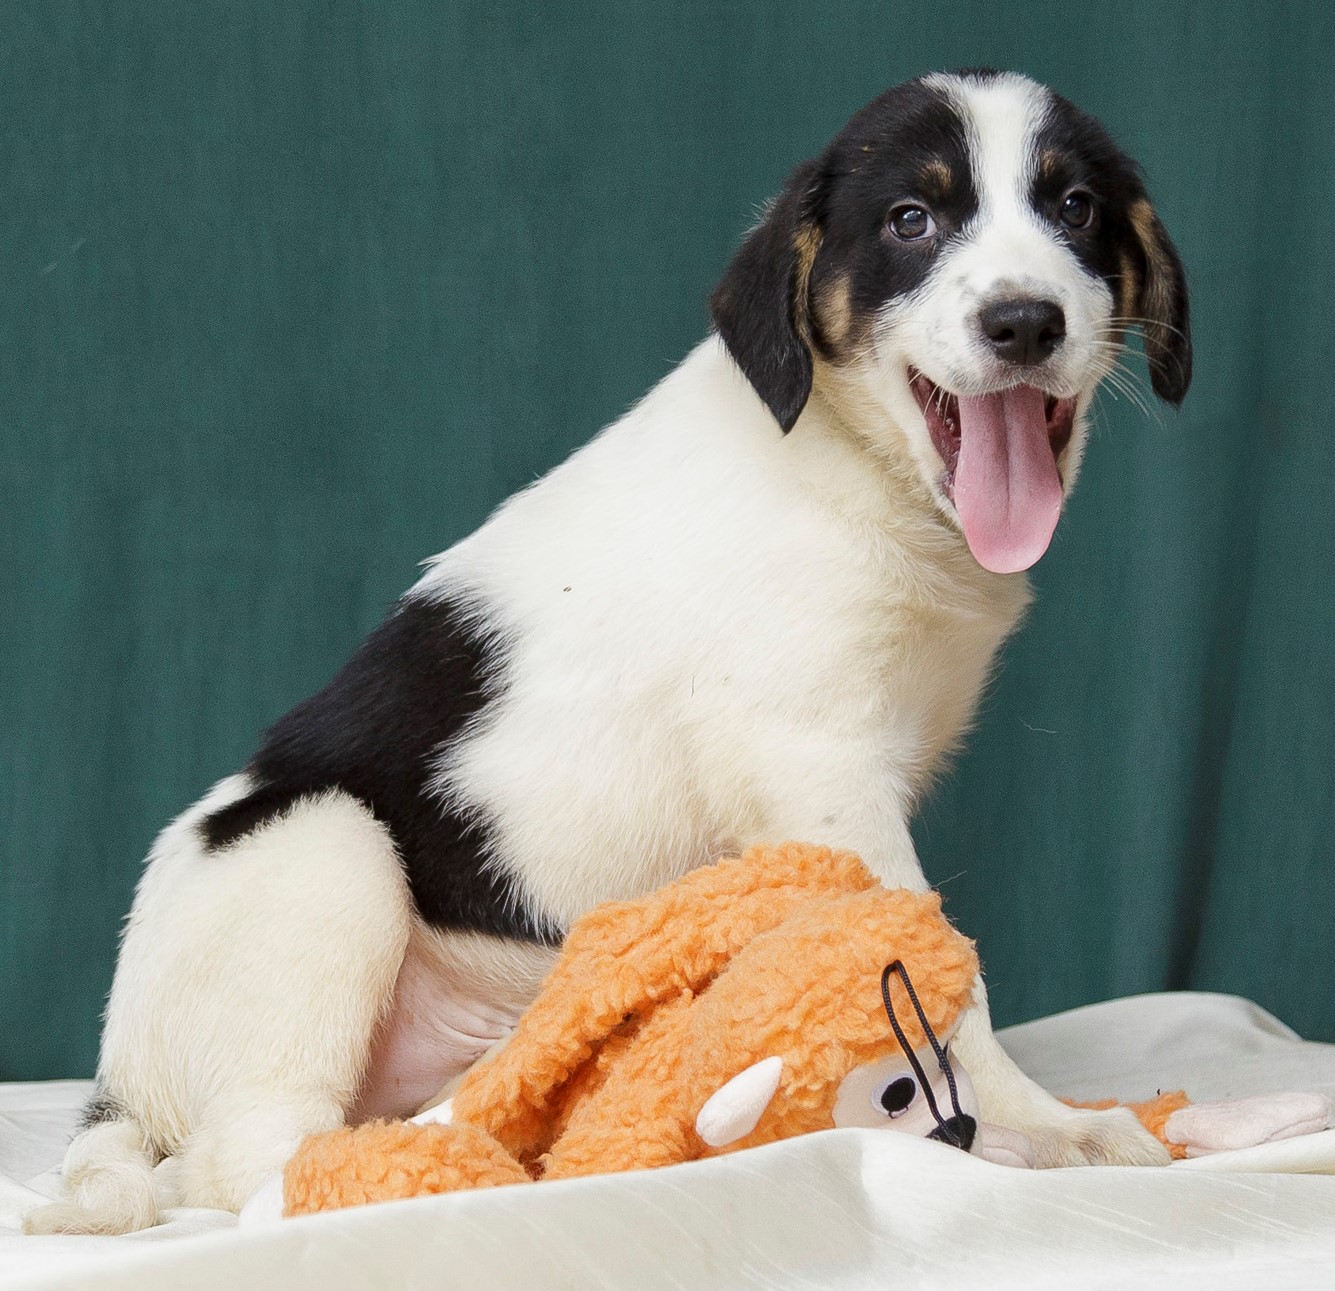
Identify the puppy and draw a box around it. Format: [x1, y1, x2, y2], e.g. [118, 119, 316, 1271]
[29, 69, 1190, 1235]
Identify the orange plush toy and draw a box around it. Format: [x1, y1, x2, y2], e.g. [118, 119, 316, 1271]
[275, 844, 1332, 1218]
[282, 843, 1000, 1216]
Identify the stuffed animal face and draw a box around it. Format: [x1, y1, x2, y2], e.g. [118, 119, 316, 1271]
[831, 1045, 978, 1148]
[681, 893, 984, 1161]
[694, 1034, 981, 1154]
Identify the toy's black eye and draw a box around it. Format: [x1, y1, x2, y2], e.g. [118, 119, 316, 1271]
[876, 1075, 918, 1117]
[1059, 190, 1095, 230]
[887, 205, 936, 241]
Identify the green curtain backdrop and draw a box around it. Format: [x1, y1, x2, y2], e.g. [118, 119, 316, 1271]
[4, 2, 1333, 1081]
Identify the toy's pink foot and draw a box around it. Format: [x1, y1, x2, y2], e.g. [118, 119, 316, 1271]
[1166, 1092, 1334, 1157]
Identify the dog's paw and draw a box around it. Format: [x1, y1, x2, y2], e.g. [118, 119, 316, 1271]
[1019, 1103, 1171, 1168]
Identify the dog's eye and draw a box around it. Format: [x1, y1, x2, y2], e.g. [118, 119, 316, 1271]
[874, 1074, 918, 1117]
[887, 205, 936, 241]
[1059, 190, 1095, 230]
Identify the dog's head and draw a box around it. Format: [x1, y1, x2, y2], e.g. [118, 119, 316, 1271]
[711, 70, 1191, 573]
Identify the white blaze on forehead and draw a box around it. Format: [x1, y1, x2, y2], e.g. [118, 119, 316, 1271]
[923, 72, 1051, 224]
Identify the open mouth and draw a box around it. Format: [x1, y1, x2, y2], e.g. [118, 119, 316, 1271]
[908, 370, 1078, 575]
[909, 372, 1076, 497]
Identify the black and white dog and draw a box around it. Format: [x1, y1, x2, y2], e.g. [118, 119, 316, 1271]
[31, 69, 1190, 1233]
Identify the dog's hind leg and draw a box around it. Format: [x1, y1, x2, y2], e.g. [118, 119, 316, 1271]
[28, 782, 412, 1231]
[23, 1099, 161, 1235]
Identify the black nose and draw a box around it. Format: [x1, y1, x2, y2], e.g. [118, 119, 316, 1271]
[978, 298, 1065, 366]
[927, 1113, 977, 1152]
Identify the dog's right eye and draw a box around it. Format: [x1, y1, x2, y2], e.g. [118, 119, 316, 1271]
[887, 205, 936, 242]
[1059, 189, 1096, 231]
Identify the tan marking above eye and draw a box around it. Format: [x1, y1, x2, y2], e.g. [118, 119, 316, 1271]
[920, 159, 952, 191]
[1038, 149, 1064, 184]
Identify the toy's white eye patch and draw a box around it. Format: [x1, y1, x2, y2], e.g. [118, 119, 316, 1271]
[875, 1073, 918, 1118]
[834, 1045, 979, 1139]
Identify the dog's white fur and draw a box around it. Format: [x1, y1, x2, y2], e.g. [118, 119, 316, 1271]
[29, 72, 1168, 1236]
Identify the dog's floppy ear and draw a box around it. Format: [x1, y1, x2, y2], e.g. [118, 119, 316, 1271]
[1127, 199, 1192, 404]
[710, 159, 828, 432]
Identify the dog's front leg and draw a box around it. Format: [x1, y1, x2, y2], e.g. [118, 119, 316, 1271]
[746, 771, 931, 895]
[748, 776, 1168, 1168]
[949, 977, 1169, 1168]
[857, 822, 1170, 1167]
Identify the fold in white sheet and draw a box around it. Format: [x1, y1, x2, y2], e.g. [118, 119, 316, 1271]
[3, 993, 1335, 1290]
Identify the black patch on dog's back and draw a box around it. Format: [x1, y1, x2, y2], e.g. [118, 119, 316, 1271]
[200, 594, 551, 942]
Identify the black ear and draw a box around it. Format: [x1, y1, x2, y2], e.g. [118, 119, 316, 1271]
[1128, 200, 1192, 404]
[710, 160, 826, 432]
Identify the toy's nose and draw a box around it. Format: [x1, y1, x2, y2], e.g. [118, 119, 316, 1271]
[927, 1113, 977, 1152]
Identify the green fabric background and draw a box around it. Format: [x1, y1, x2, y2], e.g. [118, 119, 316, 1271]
[4, 2, 1333, 1082]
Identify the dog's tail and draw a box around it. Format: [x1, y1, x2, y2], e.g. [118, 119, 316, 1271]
[24, 1098, 161, 1236]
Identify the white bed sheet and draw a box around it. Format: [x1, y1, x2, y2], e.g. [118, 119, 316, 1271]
[4, 992, 1335, 1290]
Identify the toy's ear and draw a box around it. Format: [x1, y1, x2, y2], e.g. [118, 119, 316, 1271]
[710, 159, 829, 432]
[695, 1056, 784, 1148]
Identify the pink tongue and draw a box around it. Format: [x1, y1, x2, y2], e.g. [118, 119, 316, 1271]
[954, 385, 1063, 574]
